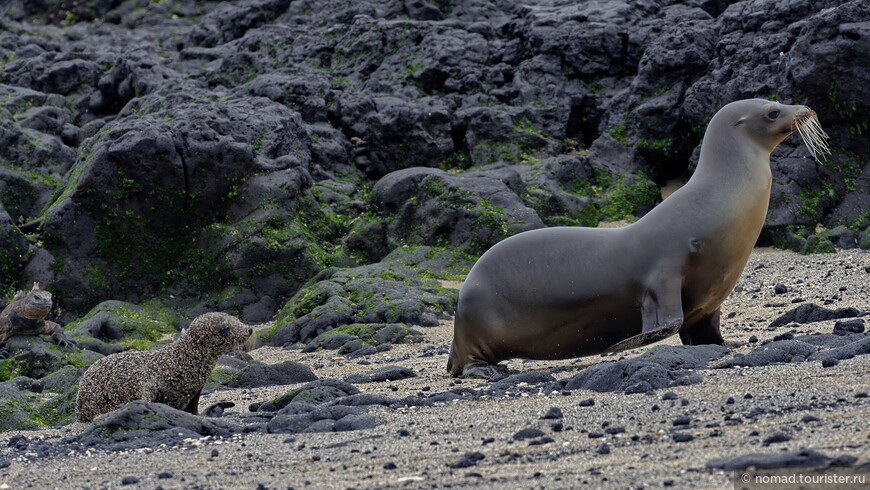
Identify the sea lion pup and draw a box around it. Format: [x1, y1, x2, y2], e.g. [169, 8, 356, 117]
[447, 99, 830, 379]
[76, 312, 253, 422]
[0, 282, 74, 358]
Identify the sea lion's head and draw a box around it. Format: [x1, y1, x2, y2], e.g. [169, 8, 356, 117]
[185, 312, 254, 352]
[722, 99, 830, 161]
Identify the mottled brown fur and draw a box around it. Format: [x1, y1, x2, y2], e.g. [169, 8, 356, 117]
[75, 312, 252, 422]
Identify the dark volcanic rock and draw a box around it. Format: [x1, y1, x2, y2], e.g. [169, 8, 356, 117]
[715, 339, 819, 369]
[267, 260, 455, 347]
[768, 304, 861, 328]
[450, 451, 485, 469]
[372, 167, 544, 256]
[76, 401, 242, 449]
[254, 379, 361, 412]
[636, 344, 731, 370]
[706, 449, 851, 471]
[1, 0, 868, 321]
[833, 319, 865, 336]
[232, 360, 318, 388]
[266, 402, 379, 434]
[345, 365, 417, 384]
[557, 359, 701, 394]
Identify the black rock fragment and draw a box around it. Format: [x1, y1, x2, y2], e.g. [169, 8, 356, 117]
[540, 407, 563, 420]
[451, 452, 485, 469]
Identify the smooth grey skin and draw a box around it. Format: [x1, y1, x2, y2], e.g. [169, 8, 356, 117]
[448, 99, 816, 379]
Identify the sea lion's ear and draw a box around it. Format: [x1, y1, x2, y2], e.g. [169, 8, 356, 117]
[733, 117, 746, 127]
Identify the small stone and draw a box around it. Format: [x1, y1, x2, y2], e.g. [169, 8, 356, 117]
[211, 449, 219, 458]
[578, 398, 595, 407]
[588, 432, 604, 439]
[383, 462, 397, 470]
[822, 359, 839, 368]
[801, 415, 820, 423]
[450, 452, 485, 468]
[773, 284, 788, 294]
[661, 392, 678, 400]
[595, 443, 610, 455]
[121, 476, 139, 485]
[791, 297, 805, 303]
[672, 433, 694, 443]
[550, 422, 563, 432]
[748, 335, 758, 343]
[398, 429, 411, 437]
[763, 433, 791, 446]
[673, 416, 691, 426]
[726, 397, 735, 404]
[513, 428, 545, 440]
[528, 436, 555, 446]
[540, 407, 563, 419]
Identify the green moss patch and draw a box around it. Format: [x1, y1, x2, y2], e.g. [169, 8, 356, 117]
[66, 300, 182, 352]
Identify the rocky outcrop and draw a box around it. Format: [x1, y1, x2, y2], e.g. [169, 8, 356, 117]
[0, 0, 867, 321]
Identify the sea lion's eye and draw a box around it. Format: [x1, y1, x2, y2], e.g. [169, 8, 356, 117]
[768, 110, 780, 119]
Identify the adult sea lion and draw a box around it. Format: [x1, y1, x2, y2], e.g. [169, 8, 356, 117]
[447, 98, 830, 379]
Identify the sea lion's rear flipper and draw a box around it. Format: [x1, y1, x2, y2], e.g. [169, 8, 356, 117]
[461, 363, 509, 381]
[603, 322, 682, 354]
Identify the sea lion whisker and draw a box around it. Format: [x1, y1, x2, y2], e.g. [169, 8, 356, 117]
[795, 112, 830, 162]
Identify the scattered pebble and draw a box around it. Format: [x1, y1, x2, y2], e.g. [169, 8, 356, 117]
[762, 433, 791, 446]
[672, 433, 694, 443]
[540, 407, 563, 419]
[513, 428, 545, 441]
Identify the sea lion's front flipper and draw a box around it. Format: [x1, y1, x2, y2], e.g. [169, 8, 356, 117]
[605, 267, 684, 354]
[603, 321, 683, 354]
[184, 391, 202, 415]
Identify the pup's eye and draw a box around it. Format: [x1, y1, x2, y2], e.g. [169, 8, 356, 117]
[768, 110, 780, 119]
